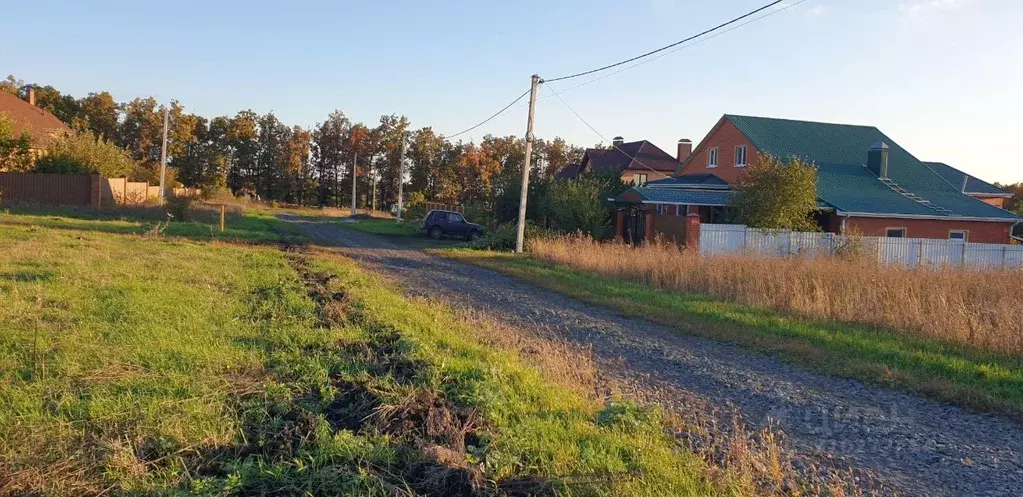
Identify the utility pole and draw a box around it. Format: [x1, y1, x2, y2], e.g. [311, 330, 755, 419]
[351, 153, 358, 216]
[397, 134, 407, 222]
[158, 105, 169, 202]
[372, 174, 378, 212]
[515, 74, 541, 253]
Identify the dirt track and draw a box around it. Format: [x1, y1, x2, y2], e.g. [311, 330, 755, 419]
[284, 216, 1023, 497]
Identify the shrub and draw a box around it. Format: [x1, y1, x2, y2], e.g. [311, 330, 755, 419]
[540, 173, 629, 239]
[404, 191, 427, 220]
[0, 112, 32, 172]
[470, 221, 543, 251]
[730, 154, 819, 231]
[34, 130, 136, 177]
[461, 200, 495, 227]
[165, 195, 195, 221]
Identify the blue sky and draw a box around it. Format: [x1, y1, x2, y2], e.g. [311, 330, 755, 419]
[3, 0, 1021, 183]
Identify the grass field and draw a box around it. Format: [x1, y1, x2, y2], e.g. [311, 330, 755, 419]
[0, 211, 799, 496]
[441, 248, 1023, 420]
[0, 205, 304, 244]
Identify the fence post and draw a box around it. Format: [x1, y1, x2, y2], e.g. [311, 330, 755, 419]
[917, 240, 924, 267]
[961, 241, 968, 266]
[684, 212, 701, 250]
[220, 205, 226, 232]
[644, 211, 655, 245]
[1003, 245, 1008, 269]
[743, 229, 749, 252]
[90, 174, 102, 210]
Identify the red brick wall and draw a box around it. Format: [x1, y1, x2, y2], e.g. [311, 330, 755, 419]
[679, 118, 757, 184]
[846, 217, 1014, 244]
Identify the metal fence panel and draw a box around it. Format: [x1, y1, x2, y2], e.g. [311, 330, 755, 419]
[700, 224, 1023, 269]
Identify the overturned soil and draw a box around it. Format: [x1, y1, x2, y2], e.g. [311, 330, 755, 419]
[283, 216, 1023, 497]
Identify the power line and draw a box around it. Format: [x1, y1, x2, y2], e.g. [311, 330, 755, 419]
[545, 0, 786, 83]
[543, 81, 666, 178]
[551, 0, 809, 95]
[442, 88, 531, 139]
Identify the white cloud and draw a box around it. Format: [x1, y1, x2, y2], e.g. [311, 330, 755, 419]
[807, 4, 827, 16]
[898, 0, 974, 16]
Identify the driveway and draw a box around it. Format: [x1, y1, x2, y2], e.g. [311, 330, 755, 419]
[284, 216, 1023, 497]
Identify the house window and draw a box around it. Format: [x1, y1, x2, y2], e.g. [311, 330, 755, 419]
[632, 173, 648, 186]
[735, 145, 747, 167]
[949, 230, 969, 241]
[707, 148, 718, 168]
[656, 204, 665, 215]
[886, 227, 907, 238]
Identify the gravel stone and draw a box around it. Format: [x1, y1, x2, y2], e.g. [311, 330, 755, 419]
[287, 217, 1023, 497]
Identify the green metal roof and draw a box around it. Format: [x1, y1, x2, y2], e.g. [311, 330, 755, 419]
[617, 187, 735, 205]
[645, 174, 729, 189]
[922, 162, 1010, 196]
[725, 115, 1021, 221]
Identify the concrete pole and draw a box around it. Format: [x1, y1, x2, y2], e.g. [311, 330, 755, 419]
[515, 74, 541, 254]
[397, 134, 407, 222]
[351, 153, 358, 216]
[158, 106, 169, 202]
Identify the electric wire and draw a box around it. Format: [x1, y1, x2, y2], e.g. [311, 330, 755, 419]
[544, 0, 786, 82]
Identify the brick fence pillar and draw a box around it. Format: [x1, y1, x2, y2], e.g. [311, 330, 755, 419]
[616, 210, 626, 241]
[684, 212, 701, 250]
[90, 174, 102, 210]
[644, 210, 656, 244]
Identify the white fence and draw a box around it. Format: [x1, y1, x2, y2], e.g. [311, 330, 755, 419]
[700, 224, 1023, 269]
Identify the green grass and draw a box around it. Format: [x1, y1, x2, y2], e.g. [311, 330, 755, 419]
[440, 249, 1023, 421]
[341, 217, 422, 236]
[0, 205, 304, 244]
[0, 215, 738, 496]
[341, 217, 466, 248]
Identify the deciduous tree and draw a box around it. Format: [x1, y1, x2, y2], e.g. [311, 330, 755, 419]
[730, 154, 820, 231]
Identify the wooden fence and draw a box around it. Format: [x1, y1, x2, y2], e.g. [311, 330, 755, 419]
[700, 223, 1023, 269]
[423, 202, 463, 213]
[0, 172, 195, 208]
[0, 172, 95, 206]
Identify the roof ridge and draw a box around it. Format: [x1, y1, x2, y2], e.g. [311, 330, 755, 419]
[725, 113, 880, 130]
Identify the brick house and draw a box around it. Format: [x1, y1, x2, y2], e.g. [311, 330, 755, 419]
[555, 137, 681, 185]
[615, 115, 1021, 244]
[0, 88, 69, 161]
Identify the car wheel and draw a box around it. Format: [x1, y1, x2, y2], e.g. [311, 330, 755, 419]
[467, 230, 482, 242]
[429, 226, 443, 239]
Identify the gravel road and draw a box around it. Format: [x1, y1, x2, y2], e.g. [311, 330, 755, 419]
[285, 217, 1023, 497]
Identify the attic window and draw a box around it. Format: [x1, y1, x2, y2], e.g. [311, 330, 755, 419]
[886, 227, 907, 238]
[632, 173, 648, 186]
[707, 148, 718, 168]
[735, 145, 747, 167]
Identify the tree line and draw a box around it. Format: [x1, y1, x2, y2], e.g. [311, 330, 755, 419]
[1, 75, 584, 210]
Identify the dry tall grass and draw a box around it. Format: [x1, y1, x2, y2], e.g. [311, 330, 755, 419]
[530, 235, 1023, 356]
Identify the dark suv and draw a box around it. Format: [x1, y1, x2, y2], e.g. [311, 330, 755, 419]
[421, 210, 484, 241]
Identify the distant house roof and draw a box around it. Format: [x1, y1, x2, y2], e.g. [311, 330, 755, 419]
[0, 92, 69, 148]
[582, 141, 679, 175]
[921, 161, 1010, 197]
[721, 114, 1020, 221]
[645, 173, 729, 189]
[554, 163, 581, 180]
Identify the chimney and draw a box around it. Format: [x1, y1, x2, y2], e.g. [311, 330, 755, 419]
[677, 138, 692, 163]
[867, 141, 889, 179]
[612, 136, 624, 148]
[26, 86, 35, 106]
